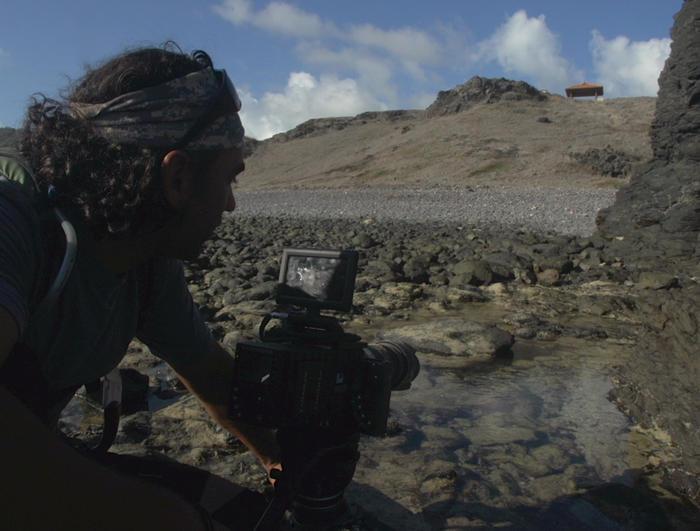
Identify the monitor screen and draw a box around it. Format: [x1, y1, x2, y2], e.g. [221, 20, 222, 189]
[276, 248, 358, 311]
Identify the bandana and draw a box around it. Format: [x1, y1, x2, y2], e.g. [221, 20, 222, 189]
[68, 68, 244, 150]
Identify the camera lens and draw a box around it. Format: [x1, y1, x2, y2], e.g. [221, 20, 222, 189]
[366, 341, 419, 390]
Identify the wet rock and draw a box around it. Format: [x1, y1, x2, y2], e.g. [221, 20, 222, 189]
[483, 251, 533, 282]
[363, 259, 397, 284]
[376, 319, 514, 359]
[502, 312, 545, 339]
[450, 259, 493, 286]
[536, 268, 561, 287]
[541, 483, 673, 530]
[529, 445, 570, 476]
[402, 253, 432, 283]
[370, 283, 424, 312]
[576, 248, 603, 271]
[433, 286, 488, 306]
[637, 271, 679, 290]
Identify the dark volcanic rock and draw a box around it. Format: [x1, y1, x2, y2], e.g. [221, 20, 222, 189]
[596, 0, 700, 278]
[571, 145, 637, 178]
[651, 2, 700, 163]
[270, 110, 422, 142]
[596, 0, 700, 506]
[426, 76, 547, 117]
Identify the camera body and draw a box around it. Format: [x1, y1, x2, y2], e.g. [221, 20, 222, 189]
[229, 248, 417, 436]
[231, 332, 393, 436]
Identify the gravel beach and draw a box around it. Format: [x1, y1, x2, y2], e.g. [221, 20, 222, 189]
[234, 186, 617, 237]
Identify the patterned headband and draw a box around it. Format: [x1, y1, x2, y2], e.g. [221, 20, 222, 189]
[68, 67, 244, 150]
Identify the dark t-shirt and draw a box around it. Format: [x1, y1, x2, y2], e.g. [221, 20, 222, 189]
[0, 179, 212, 391]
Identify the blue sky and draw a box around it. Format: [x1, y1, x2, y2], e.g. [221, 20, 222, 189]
[1, 0, 683, 139]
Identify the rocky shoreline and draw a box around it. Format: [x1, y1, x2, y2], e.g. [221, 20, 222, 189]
[56, 210, 697, 529]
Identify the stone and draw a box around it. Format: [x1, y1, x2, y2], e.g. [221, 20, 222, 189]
[536, 268, 561, 287]
[402, 253, 432, 283]
[376, 319, 514, 359]
[637, 271, 679, 290]
[450, 259, 493, 286]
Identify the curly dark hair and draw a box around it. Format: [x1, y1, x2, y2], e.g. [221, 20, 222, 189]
[20, 43, 219, 240]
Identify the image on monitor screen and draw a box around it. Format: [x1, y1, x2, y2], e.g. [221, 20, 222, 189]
[276, 248, 358, 311]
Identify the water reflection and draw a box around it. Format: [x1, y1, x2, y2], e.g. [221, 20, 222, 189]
[352, 329, 640, 524]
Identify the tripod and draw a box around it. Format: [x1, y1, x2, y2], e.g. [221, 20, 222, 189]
[254, 427, 360, 530]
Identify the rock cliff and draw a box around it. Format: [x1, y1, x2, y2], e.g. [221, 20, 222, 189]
[596, 0, 699, 275]
[597, 0, 700, 505]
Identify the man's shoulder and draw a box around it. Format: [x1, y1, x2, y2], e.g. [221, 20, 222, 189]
[0, 179, 42, 237]
[0, 177, 35, 205]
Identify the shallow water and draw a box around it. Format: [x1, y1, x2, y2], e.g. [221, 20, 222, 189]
[340, 304, 656, 528]
[61, 298, 666, 528]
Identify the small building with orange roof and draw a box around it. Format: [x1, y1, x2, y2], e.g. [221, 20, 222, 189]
[565, 82, 604, 100]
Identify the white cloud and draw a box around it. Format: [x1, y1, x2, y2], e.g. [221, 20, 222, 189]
[348, 24, 442, 68]
[213, 1, 447, 79]
[590, 30, 671, 97]
[212, 0, 253, 25]
[255, 2, 332, 38]
[213, 0, 334, 38]
[345, 24, 444, 83]
[298, 44, 397, 102]
[239, 72, 387, 139]
[477, 10, 582, 92]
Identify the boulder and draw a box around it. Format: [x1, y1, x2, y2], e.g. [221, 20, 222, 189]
[376, 319, 514, 359]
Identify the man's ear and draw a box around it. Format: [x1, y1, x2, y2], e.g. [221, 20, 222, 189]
[161, 150, 195, 210]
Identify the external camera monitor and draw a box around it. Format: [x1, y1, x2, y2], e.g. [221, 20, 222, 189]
[276, 248, 358, 312]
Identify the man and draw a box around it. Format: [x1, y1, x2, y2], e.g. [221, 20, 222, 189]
[0, 45, 278, 529]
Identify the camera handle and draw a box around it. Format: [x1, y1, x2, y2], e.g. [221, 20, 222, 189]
[254, 427, 360, 530]
[259, 310, 360, 346]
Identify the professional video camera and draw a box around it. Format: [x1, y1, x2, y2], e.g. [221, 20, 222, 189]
[229, 248, 419, 530]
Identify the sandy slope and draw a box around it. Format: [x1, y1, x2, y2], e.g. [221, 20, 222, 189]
[239, 96, 655, 192]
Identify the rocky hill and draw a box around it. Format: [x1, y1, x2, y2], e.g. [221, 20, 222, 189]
[240, 88, 654, 192]
[426, 76, 548, 116]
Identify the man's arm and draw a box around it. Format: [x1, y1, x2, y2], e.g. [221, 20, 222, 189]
[0, 307, 209, 530]
[170, 340, 281, 478]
